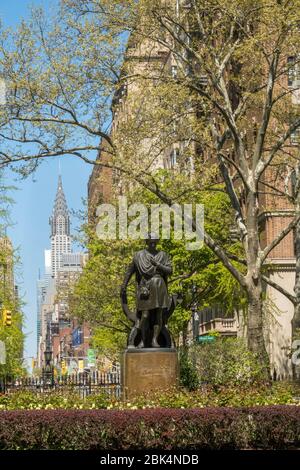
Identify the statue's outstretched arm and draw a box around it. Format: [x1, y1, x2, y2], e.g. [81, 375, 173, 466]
[120, 261, 137, 323]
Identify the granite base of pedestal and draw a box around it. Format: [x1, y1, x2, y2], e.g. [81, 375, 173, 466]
[121, 348, 179, 399]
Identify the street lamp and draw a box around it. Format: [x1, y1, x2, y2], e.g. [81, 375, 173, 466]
[192, 306, 200, 342]
[44, 349, 52, 365]
[42, 322, 54, 387]
[43, 348, 54, 387]
[191, 284, 199, 342]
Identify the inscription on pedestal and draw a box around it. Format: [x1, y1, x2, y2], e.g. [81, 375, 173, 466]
[122, 349, 179, 399]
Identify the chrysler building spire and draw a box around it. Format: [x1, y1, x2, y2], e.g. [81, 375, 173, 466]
[49, 176, 71, 277]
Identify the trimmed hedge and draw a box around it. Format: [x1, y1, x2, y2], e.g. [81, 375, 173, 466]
[0, 406, 300, 450]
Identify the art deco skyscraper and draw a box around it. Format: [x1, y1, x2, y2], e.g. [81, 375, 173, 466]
[49, 176, 71, 278]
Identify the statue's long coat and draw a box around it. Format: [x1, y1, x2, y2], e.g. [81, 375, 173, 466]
[123, 249, 172, 311]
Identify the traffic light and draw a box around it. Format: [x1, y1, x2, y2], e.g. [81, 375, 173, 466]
[61, 360, 67, 375]
[3, 309, 12, 327]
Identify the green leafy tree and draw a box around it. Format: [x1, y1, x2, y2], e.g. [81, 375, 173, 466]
[0, 171, 24, 379]
[71, 179, 245, 355]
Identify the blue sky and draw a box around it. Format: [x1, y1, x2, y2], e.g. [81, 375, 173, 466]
[1, 1, 92, 363]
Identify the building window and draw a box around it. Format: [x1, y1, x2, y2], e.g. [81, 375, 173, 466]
[171, 65, 178, 79]
[170, 149, 179, 168]
[287, 56, 300, 87]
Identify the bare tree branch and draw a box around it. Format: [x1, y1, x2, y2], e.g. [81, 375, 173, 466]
[259, 215, 300, 266]
[262, 274, 296, 305]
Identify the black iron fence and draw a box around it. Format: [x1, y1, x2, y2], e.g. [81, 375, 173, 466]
[1, 371, 121, 399]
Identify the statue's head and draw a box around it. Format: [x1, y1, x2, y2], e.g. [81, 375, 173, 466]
[145, 232, 159, 250]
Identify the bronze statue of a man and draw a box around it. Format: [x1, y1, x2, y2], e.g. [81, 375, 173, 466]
[120, 234, 173, 348]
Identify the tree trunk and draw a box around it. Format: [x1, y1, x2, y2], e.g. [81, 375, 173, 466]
[247, 282, 269, 368]
[292, 164, 300, 378]
[245, 190, 269, 373]
[181, 322, 188, 348]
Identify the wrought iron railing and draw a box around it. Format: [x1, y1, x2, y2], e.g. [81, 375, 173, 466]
[0, 371, 121, 399]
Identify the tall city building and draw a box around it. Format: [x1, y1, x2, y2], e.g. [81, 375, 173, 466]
[55, 253, 86, 324]
[37, 176, 91, 369]
[36, 249, 53, 353]
[49, 176, 71, 278]
[36, 277, 47, 352]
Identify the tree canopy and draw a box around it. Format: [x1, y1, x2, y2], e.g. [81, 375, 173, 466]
[0, 172, 24, 378]
[71, 178, 246, 357]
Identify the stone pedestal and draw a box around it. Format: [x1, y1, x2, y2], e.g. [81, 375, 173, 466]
[121, 348, 179, 399]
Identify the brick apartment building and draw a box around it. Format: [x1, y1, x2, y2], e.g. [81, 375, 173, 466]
[87, 1, 299, 378]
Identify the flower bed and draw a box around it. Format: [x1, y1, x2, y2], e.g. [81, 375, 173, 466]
[0, 406, 299, 450]
[0, 382, 297, 410]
